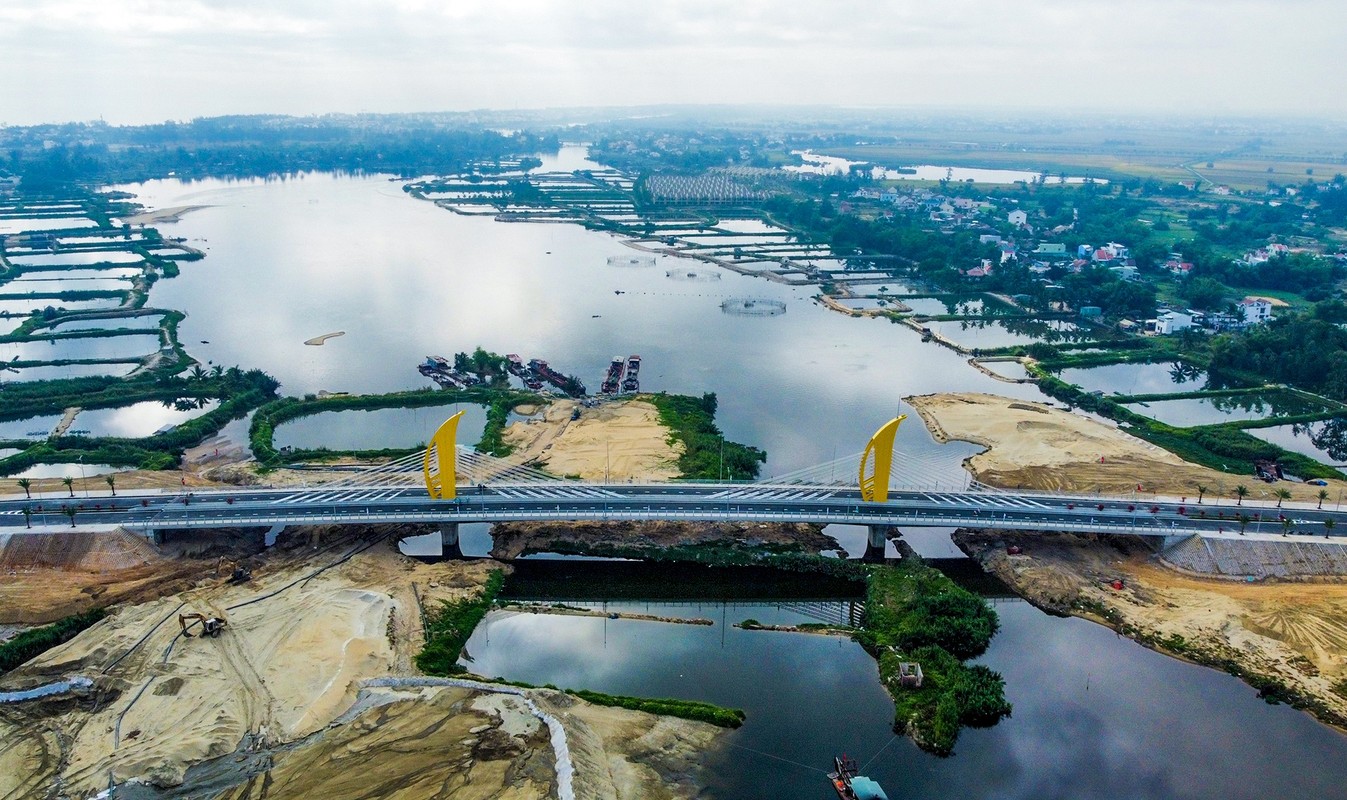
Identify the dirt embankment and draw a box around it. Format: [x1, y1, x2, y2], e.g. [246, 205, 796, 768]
[0, 528, 727, 799]
[957, 529, 1347, 730]
[0, 528, 262, 625]
[503, 398, 683, 482]
[906, 391, 1347, 503]
[489, 519, 840, 560]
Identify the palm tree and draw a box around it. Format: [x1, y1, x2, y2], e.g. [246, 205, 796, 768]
[62, 505, 76, 528]
[189, 364, 208, 381]
[1238, 513, 1251, 536]
[22, 506, 31, 529]
[1196, 484, 1207, 504]
[1281, 517, 1294, 537]
[105, 475, 116, 496]
[17, 478, 30, 499]
[1318, 489, 1329, 510]
[1325, 518, 1336, 539]
[62, 476, 74, 498]
[1274, 488, 1292, 508]
[1235, 484, 1249, 506]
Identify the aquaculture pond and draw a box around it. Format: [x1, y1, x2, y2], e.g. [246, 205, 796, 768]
[926, 318, 1086, 350]
[4, 362, 138, 382]
[0, 414, 63, 440]
[6, 250, 145, 266]
[0, 334, 159, 362]
[70, 399, 221, 439]
[0, 298, 125, 316]
[272, 403, 488, 452]
[0, 217, 97, 234]
[1123, 392, 1328, 428]
[1058, 361, 1215, 396]
[8, 462, 133, 480]
[1247, 420, 1347, 467]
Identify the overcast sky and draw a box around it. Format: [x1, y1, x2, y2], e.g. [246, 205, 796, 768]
[2, 0, 1343, 125]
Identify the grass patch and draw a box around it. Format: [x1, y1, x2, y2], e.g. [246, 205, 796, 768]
[0, 608, 106, 674]
[414, 570, 504, 676]
[568, 689, 745, 728]
[644, 391, 766, 480]
[857, 560, 1010, 756]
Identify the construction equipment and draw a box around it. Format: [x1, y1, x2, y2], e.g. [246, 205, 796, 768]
[216, 557, 252, 585]
[179, 613, 227, 638]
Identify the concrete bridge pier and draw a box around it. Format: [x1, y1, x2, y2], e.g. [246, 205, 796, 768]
[439, 522, 462, 559]
[864, 525, 893, 562]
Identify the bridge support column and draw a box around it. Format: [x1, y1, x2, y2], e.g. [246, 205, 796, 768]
[439, 523, 462, 560]
[864, 525, 892, 562]
[145, 528, 164, 547]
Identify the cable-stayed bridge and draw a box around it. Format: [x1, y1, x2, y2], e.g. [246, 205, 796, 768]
[1, 416, 1339, 552]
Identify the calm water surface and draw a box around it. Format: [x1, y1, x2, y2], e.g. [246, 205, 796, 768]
[105, 164, 1347, 796]
[465, 580, 1347, 800]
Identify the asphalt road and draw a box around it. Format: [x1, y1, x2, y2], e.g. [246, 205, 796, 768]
[1, 482, 1338, 541]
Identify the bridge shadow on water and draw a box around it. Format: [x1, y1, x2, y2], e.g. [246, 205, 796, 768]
[482, 556, 1015, 603]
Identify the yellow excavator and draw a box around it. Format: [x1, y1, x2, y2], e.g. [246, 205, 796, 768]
[179, 612, 227, 638]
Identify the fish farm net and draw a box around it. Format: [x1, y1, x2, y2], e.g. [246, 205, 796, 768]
[607, 255, 656, 268]
[666, 268, 722, 282]
[720, 297, 786, 316]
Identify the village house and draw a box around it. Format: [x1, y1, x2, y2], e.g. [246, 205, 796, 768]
[1239, 297, 1273, 325]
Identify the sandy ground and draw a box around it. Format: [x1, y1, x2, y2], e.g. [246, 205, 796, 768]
[906, 392, 1347, 504]
[503, 398, 683, 482]
[117, 205, 211, 225]
[0, 529, 726, 799]
[958, 530, 1347, 730]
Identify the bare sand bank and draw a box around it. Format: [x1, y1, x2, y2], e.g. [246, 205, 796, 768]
[906, 391, 1347, 503]
[503, 398, 682, 482]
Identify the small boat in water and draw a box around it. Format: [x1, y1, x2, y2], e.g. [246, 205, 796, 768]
[828, 755, 889, 800]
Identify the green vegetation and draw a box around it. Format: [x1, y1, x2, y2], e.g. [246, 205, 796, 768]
[0, 608, 106, 673]
[1029, 366, 1345, 481]
[568, 689, 745, 728]
[0, 368, 279, 476]
[414, 570, 504, 676]
[856, 561, 1010, 756]
[645, 392, 766, 479]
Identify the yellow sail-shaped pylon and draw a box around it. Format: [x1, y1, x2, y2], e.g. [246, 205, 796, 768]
[423, 410, 464, 500]
[859, 416, 906, 503]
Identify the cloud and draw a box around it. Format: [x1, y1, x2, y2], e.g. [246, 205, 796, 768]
[0, 0, 1342, 123]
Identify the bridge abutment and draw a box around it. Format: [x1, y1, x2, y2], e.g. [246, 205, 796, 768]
[439, 523, 462, 559]
[865, 525, 893, 562]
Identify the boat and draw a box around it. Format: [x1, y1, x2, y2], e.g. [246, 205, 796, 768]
[621, 354, 640, 392]
[828, 755, 889, 800]
[600, 356, 625, 394]
[529, 358, 587, 397]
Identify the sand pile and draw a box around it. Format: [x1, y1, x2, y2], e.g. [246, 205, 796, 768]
[907, 392, 1347, 502]
[504, 398, 683, 482]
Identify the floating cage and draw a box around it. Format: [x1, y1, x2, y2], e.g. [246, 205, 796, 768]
[720, 297, 787, 316]
[665, 268, 722, 282]
[607, 255, 656, 268]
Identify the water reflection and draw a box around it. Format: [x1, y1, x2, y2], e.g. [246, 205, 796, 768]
[465, 572, 1347, 800]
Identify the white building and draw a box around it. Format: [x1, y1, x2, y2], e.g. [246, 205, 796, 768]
[1156, 311, 1194, 335]
[1007, 209, 1027, 226]
[1240, 297, 1273, 325]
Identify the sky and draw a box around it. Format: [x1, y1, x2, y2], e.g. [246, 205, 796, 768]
[2, 0, 1343, 125]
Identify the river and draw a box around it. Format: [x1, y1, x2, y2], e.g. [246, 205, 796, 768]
[104, 150, 1347, 797]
